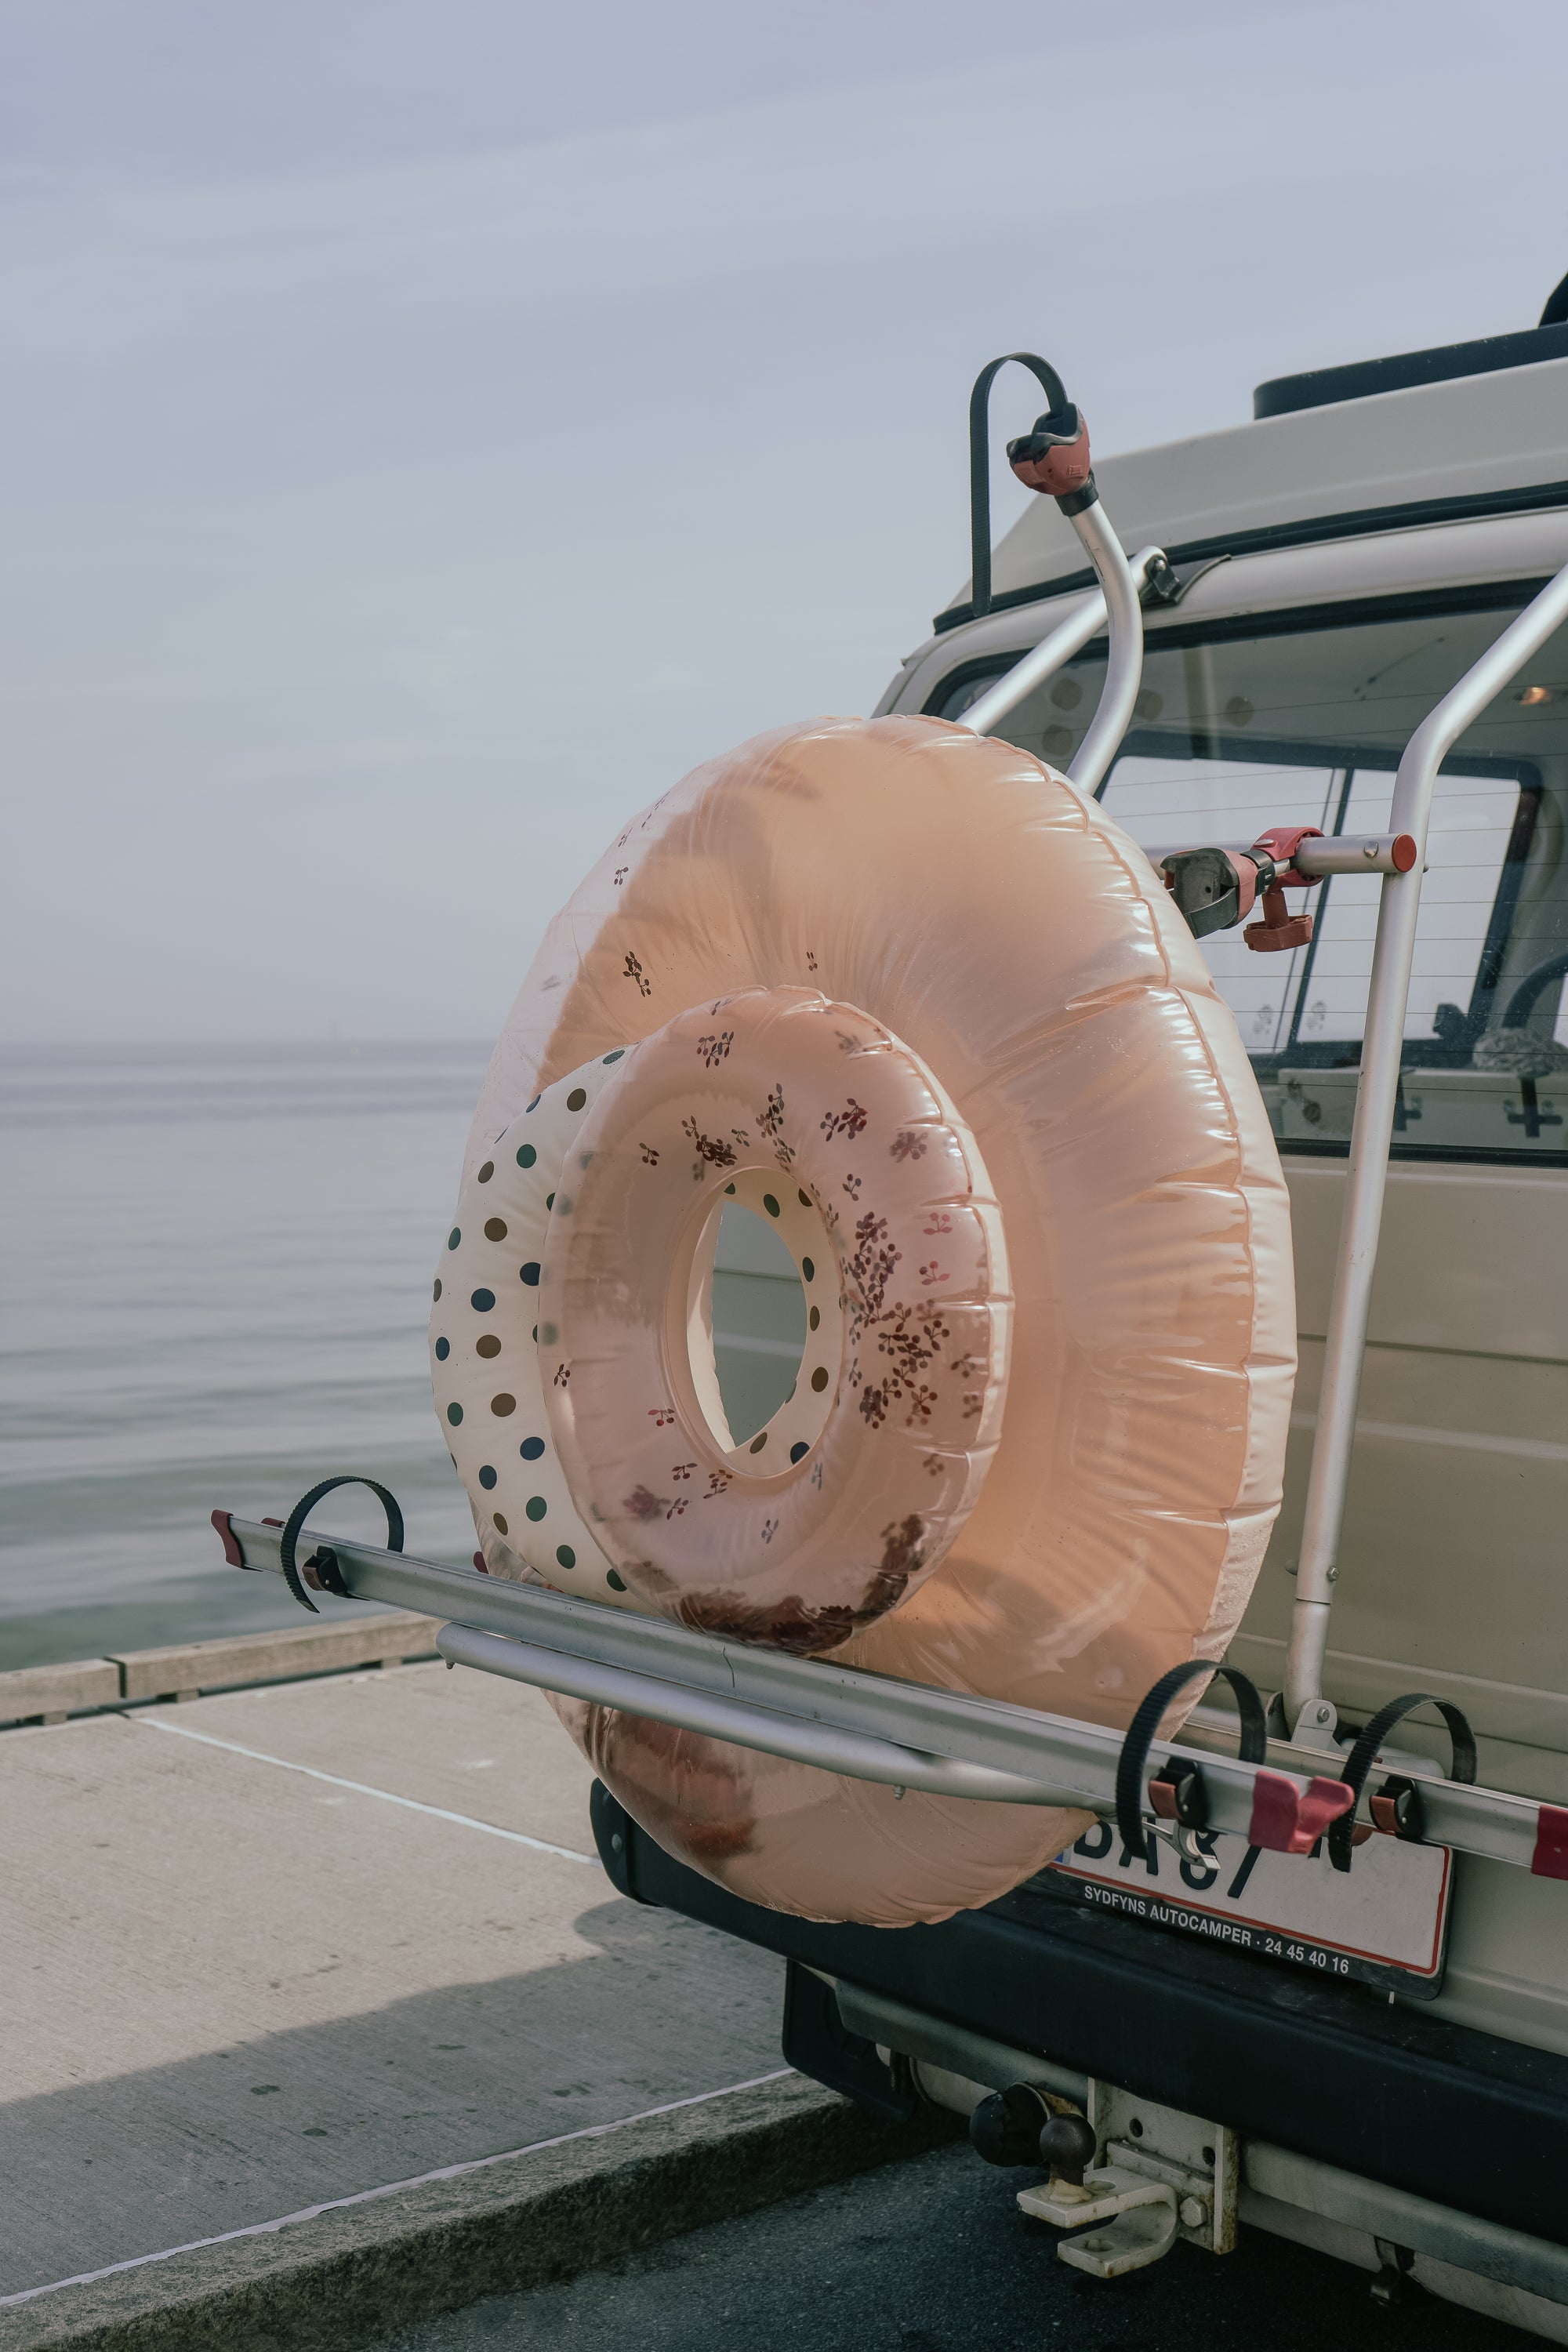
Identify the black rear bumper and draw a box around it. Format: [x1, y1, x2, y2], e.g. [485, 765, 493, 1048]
[592, 1784, 1568, 2249]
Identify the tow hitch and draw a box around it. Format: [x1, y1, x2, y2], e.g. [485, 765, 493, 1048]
[972, 2078, 1239, 2278]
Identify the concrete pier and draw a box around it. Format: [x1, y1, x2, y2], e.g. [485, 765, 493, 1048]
[2, 1657, 790, 2323]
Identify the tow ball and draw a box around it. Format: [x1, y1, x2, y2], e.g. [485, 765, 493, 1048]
[971, 2082, 1238, 2279]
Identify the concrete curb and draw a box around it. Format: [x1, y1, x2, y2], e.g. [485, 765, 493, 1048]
[2, 2075, 960, 2352]
[0, 1618, 442, 1727]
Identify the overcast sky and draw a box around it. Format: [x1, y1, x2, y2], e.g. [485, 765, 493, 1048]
[5, 0, 1567, 1042]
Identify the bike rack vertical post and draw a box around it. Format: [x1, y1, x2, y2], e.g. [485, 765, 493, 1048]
[1283, 557, 1568, 1730]
[961, 355, 1147, 795]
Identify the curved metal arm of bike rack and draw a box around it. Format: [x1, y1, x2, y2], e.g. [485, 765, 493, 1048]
[1283, 557, 1568, 1730]
[954, 546, 1166, 746]
[1062, 495, 1147, 797]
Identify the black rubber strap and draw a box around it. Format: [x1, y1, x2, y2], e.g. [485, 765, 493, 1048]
[968, 352, 1073, 619]
[1115, 1661, 1266, 1863]
[278, 1476, 405, 1614]
[1327, 1692, 1476, 1873]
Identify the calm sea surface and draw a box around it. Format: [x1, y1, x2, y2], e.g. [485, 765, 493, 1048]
[1, 1044, 492, 1668]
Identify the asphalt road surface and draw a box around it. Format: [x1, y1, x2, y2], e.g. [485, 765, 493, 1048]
[375, 2140, 1530, 2351]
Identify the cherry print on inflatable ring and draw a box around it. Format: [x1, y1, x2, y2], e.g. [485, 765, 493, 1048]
[440, 713, 1297, 1929]
[539, 985, 1011, 1656]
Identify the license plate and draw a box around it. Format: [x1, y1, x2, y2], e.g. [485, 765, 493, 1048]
[1048, 1817, 1454, 1994]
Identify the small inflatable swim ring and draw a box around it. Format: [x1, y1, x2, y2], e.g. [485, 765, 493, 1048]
[435, 714, 1295, 1928]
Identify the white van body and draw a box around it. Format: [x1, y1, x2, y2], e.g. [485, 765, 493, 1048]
[685, 342, 1568, 2332]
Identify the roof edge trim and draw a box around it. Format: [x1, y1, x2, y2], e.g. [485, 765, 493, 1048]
[933, 477, 1568, 635]
[1254, 325, 1568, 419]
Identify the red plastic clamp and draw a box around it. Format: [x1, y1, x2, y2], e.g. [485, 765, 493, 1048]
[1532, 1804, 1568, 1880]
[1243, 826, 1324, 955]
[1248, 1769, 1356, 1854]
[1249, 824, 1325, 885]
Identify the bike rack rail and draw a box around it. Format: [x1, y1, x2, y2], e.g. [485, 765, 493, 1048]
[212, 1511, 1568, 1881]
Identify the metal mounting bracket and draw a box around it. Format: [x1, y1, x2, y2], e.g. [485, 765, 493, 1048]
[1017, 2082, 1238, 2277]
[1018, 2168, 1178, 2277]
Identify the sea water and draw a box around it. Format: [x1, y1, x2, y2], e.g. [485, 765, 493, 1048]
[0, 1044, 489, 1670]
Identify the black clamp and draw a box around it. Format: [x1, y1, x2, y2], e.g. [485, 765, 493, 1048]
[278, 1475, 405, 1615]
[1115, 1661, 1267, 1863]
[1327, 1692, 1475, 1874]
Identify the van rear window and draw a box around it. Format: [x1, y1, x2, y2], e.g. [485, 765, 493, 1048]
[936, 597, 1568, 1165]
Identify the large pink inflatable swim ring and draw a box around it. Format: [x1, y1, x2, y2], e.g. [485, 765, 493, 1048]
[432, 715, 1296, 1927]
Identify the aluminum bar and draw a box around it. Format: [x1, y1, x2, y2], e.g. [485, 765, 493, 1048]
[1065, 498, 1147, 796]
[436, 1623, 1062, 1804]
[956, 546, 1165, 742]
[220, 1514, 1547, 1870]
[1284, 557, 1568, 1727]
[1293, 833, 1418, 879]
[1146, 834, 1417, 880]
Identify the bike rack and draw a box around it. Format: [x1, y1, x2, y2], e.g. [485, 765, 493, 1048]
[212, 1509, 1568, 1882]
[208, 369, 1568, 1889]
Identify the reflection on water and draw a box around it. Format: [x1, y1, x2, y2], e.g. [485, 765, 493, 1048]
[0, 1043, 489, 1668]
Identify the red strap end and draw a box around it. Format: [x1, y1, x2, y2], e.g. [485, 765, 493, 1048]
[211, 1508, 245, 1569]
[1249, 1769, 1355, 1854]
[1532, 1804, 1568, 1879]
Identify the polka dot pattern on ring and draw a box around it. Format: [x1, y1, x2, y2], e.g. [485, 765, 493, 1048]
[431, 1054, 640, 1610]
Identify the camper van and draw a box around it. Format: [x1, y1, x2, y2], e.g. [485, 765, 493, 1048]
[228, 291, 1568, 2335]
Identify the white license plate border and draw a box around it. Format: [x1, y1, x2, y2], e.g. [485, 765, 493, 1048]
[1047, 1820, 1454, 1998]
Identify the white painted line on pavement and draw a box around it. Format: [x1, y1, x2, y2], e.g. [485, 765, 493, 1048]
[134, 1714, 600, 1864]
[0, 2071, 797, 2308]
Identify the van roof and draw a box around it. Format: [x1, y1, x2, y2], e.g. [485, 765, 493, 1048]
[940, 350, 1568, 637]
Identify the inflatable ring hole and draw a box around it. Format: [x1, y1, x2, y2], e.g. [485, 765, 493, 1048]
[681, 1168, 841, 1465]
